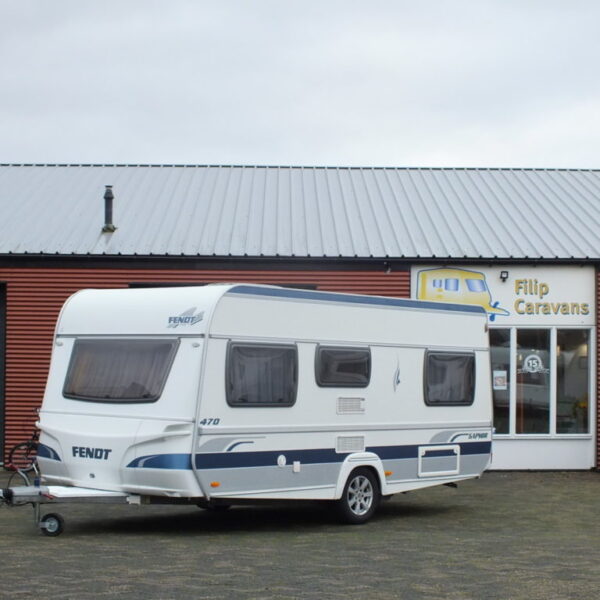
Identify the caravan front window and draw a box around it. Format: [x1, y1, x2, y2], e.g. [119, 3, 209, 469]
[63, 339, 178, 403]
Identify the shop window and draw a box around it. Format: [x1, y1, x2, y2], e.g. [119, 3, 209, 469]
[556, 330, 589, 434]
[491, 326, 592, 437]
[315, 346, 371, 388]
[489, 329, 510, 434]
[424, 352, 475, 406]
[226, 343, 297, 407]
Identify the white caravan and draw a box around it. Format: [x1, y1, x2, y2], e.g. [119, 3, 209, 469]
[7, 284, 493, 533]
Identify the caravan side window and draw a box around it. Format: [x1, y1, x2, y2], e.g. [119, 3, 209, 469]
[424, 351, 475, 406]
[315, 346, 371, 388]
[226, 342, 297, 407]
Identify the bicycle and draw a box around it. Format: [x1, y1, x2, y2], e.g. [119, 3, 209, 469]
[2, 428, 59, 535]
[7, 429, 39, 473]
[5, 429, 40, 487]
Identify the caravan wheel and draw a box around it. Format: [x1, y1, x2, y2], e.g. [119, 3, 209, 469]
[40, 513, 65, 537]
[337, 468, 380, 524]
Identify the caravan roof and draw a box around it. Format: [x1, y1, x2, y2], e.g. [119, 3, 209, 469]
[57, 283, 486, 338]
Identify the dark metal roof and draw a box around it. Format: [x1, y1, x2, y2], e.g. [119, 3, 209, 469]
[1, 164, 598, 260]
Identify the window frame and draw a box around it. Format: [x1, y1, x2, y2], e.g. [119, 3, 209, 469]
[225, 341, 298, 408]
[63, 337, 180, 404]
[314, 345, 371, 388]
[423, 350, 476, 407]
[489, 326, 592, 437]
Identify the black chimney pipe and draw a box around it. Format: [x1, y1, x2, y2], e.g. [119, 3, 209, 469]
[102, 185, 116, 232]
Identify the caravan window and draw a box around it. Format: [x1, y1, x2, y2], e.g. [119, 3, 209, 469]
[63, 339, 178, 403]
[226, 343, 297, 407]
[315, 346, 371, 388]
[466, 278, 487, 292]
[424, 352, 475, 406]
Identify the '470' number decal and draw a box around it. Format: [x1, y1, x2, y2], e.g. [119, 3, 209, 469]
[199, 418, 220, 426]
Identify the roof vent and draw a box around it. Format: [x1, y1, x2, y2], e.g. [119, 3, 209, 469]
[102, 185, 116, 233]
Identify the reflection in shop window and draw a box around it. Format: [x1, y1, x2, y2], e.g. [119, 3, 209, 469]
[556, 330, 589, 434]
[489, 329, 510, 434]
[516, 330, 550, 434]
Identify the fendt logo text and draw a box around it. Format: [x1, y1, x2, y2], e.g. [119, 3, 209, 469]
[167, 307, 204, 328]
[72, 446, 113, 460]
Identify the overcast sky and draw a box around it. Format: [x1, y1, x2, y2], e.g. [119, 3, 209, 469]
[1, 1, 599, 168]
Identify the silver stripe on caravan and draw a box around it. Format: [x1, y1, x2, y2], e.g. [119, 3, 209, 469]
[226, 286, 485, 316]
[198, 422, 492, 436]
[57, 334, 205, 339]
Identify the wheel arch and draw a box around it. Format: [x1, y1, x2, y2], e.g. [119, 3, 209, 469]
[334, 452, 387, 499]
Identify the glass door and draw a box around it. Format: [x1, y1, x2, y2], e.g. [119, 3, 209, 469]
[516, 329, 551, 434]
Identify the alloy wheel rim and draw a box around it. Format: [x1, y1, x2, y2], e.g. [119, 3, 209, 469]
[347, 475, 373, 516]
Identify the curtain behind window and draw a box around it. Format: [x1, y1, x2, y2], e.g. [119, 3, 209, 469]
[64, 339, 178, 402]
[227, 344, 297, 406]
[426, 353, 475, 405]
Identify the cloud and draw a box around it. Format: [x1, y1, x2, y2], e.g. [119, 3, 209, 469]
[1, 0, 600, 167]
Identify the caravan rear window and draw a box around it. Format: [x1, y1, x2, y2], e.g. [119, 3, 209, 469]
[226, 342, 297, 407]
[63, 339, 179, 403]
[424, 351, 475, 406]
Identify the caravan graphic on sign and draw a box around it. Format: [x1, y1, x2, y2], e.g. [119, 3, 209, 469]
[416, 268, 509, 321]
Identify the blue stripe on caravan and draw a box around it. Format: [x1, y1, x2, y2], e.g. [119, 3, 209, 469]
[127, 442, 491, 470]
[366, 442, 490, 461]
[366, 445, 418, 460]
[227, 285, 486, 315]
[460, 441, 491, 456]
[127, 454, 192, 469]
[37, 443, 62, 462]
[195, 448, 342, 470]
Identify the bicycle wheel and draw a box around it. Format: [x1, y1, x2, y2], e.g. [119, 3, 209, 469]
[8, 441, 38, 473]
[6, 469, 31, 488]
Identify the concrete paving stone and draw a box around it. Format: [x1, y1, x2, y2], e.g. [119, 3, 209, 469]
[1, 470, 599, 599]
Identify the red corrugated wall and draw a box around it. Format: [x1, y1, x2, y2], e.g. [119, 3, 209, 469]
[0, 267, 410, 460]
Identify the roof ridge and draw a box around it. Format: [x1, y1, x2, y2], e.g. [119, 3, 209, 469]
[1, 163, 599, 172]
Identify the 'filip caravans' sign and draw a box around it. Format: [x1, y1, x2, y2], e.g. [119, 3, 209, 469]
[410, 266, 594, 326]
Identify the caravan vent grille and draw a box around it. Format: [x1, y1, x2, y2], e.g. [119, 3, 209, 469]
[336, 436, 365, 453]
[337, 397, 365, 415]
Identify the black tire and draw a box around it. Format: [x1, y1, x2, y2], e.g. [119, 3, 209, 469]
[337, 468, 381, 524]
[8, 441, 38, 473]
[40, 513, 65, 537]
[197, 499, 231, 512]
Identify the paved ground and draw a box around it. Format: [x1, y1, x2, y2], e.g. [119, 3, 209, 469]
[1, 470, 599, 600]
